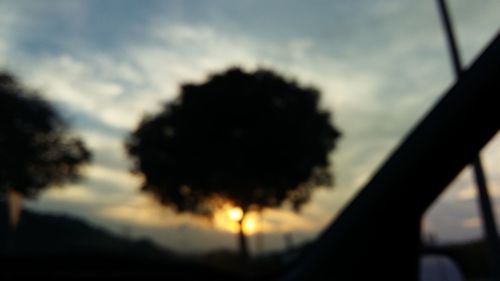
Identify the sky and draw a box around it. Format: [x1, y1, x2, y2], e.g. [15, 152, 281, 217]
[0, 0, 499, 254]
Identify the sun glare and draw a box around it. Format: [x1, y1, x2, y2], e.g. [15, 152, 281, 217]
[213, 204, 260, 235]
[228, 207, 243, 221]
[242, 218, 256, 235]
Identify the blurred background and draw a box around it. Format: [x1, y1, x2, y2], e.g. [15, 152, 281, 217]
[0, 1, 499, 277]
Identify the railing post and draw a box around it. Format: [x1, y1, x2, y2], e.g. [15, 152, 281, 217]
[436, 0, 500, 279]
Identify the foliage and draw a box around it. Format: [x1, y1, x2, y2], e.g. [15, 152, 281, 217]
[0, 72, 91, 197]
[126, 67, 340, 214]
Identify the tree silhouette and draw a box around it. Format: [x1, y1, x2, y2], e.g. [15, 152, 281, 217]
[0, 72, 91, 201]
[126, 67, 340, 259]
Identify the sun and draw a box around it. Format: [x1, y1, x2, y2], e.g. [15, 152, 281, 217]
[228, 207, 243, 222]
[213, 204, 260, 235]
[242, 218, 256, 235]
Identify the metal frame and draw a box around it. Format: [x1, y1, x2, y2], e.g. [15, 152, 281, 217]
[279, 31, 500, 280]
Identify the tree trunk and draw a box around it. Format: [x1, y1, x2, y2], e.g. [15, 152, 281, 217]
[238, 213, 249, 261]
[3, 190, 19, 255]
[7, 189, 23, 230]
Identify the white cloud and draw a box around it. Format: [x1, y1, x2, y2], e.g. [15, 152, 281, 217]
[83, 165, 142, 190]
[99, 195, 177, 228]
[42, 184, 98, 203]
[9, 20, 462, 240]
[3, 0, 499, 251]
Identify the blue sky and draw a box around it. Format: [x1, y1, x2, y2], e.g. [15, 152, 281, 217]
[1, 0, 499, 253]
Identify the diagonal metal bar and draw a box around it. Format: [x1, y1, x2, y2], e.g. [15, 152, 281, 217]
[436, 0, 500, 279]
[437, 0, 462, 76]
[472, 155, 500, 280]
[279, 31, 500, 280]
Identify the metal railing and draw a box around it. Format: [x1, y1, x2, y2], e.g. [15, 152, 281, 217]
[279, 17, 500, 281]
[437, 0, 500, 279]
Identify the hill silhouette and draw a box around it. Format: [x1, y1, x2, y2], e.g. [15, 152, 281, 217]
[2, 204, 493, 280]
[0, 203, 173, 258]
[0, 204, 246, 280]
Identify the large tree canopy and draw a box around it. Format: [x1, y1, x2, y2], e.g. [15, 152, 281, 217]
[127, 67, 340, 214]
[0, 72, 91, 198]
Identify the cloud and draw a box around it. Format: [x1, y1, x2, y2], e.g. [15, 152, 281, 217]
[423, 139, 500, 243]
[461, 217, 481, 229]
[4, 1, 500, 252]
[41, 184, 97, 203]
[83, 165, 141, 189]
[446, 0, 500, 65]
[99, 195, 177, 228]
[457, 185, 500, 202]
[0, 4, 17, 65]
[24, 54, 144, 131]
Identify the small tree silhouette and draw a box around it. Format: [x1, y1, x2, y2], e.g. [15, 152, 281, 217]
[126, 67, 340, 259]
[0, 72, 91, 203]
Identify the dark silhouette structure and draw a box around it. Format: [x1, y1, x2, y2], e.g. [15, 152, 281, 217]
[0, 204, 241, 280]
[437, 0, 500, 278]
[126, 67, 340, 258]
[0, 72, 91, 198]
[278, 32, 500, 280]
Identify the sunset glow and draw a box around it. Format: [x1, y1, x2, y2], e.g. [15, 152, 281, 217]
[4, 0, 500, 254]
[228, 207, 243, 222]
[212, 204, 260, 235]
[242, 218, 257, 235]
